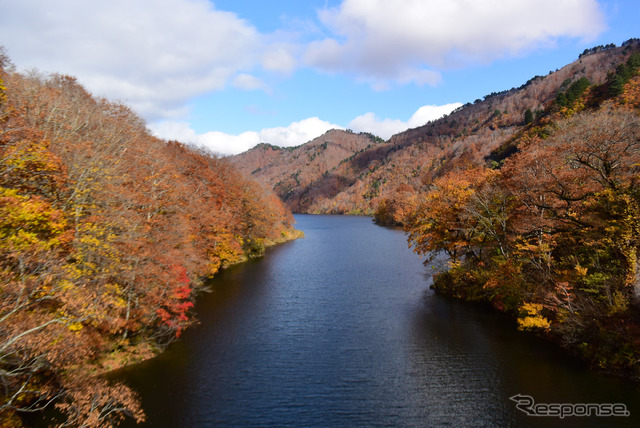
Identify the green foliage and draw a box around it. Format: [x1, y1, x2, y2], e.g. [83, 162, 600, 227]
[523, 108, 534, 125]
[609, 73, 627, 97]
[555, 92, 567, 107]
[628, 52, 640, 69]
[359, 132, 385, 144]
[579, 43, 616, 58]
[555, 77, 590, 107]
[607, 52, 640, 97]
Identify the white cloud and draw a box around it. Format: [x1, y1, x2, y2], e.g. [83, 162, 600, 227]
[0, 0, 288, 121]
[348, 103, 462, 139]
[306, 0, 605, 87]
[194, 131, 263, 156]
[261, 44, 299, 74]
[232, 74, 270, 92]
[259, 117, 342, 148]
[150, 106, 460, 155]
[150, 117, 341, 155]
[149, 121, 261, 155]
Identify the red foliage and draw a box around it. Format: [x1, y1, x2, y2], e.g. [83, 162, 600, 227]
[0, 59, 297, 426]
[156, 265, 194, 338]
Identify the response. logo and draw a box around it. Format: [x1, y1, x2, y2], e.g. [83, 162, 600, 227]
[510, 394, 630, 419]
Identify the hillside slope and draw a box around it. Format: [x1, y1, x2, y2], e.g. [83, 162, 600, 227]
[402, 42, 640, 380]
[230, 129, 384, 213]
[232, 39, 640, 217]
[0, 57, 298, 426]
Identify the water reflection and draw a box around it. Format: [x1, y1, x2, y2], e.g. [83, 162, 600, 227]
[115, 215, 640, 427]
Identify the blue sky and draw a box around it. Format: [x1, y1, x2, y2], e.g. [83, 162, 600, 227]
[1, 0, 638, 154]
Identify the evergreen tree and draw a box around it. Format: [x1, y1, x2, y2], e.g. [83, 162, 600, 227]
[523, 109, 534, 125]
[608, 74, 626, 97]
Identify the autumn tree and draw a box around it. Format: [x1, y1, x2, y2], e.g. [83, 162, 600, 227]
[406, 168, 492, 263]
[1, 54, 298, 426]
[407, 97, 640, 375]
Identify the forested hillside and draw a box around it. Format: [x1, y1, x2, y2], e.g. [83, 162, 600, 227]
[3, 34, 640, 426]
[0, 52, 299, 427]
[233, 40, 640, 220]
[233, 38, 640, 380]
[404, 43, 640, 379]
[230, 129, 384, 213]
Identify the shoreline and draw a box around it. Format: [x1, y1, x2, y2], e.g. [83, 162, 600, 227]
[92, 228, 305, 376]
[430, 281, 640, 384]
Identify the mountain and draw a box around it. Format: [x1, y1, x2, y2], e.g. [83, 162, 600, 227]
[231, 39, 640, 219]
[236, 39, 640, 381]
[230, 129, 385, 214]
[401, 42, 640, 381]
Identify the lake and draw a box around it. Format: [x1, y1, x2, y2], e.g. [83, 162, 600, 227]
[115, 214, 640, 427]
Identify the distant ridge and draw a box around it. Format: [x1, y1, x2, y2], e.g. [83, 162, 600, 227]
[230, 129, 384, 213]
[231, 39, 640, 215]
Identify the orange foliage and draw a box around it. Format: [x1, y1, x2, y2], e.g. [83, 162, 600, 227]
[406, 98, 640, 377]
[0, 60, 296, 425]
[406, 168, 493, 262]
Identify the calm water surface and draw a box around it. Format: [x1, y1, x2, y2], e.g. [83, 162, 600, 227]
[116, 215, 640, 427]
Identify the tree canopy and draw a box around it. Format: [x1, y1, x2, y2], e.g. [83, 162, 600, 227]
[0, 59, 298, 426]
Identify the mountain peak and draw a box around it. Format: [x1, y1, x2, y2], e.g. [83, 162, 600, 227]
[233, 39, 640, 216]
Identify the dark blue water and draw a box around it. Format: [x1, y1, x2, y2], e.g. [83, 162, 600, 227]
[116, 215, 640, 427]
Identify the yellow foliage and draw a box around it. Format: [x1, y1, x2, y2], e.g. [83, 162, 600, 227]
[0, 187, 67, 252]
[0, 76, 6, 104]
[517, 302, 551, 331]
[67, 322, 83, 332]
[574, 263, 588, 276]
[609, 291, 630, 315]
[104, 283, 127, 309]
